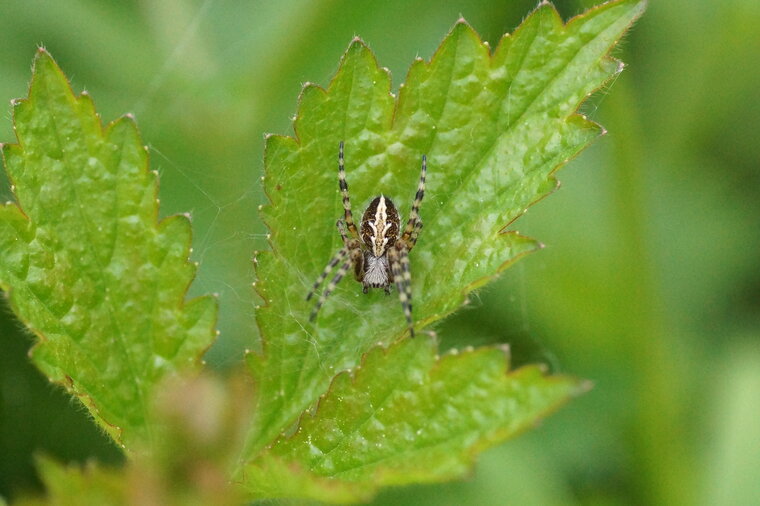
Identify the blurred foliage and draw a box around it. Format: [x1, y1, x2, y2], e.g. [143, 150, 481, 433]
[15, 374, 249, 506]
[1, 0, 759, 505]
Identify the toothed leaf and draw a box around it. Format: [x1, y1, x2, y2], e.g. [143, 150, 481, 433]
[0, 50, 217, 448]
[244, 336, 585, 502]
[245, 0, 645, 469]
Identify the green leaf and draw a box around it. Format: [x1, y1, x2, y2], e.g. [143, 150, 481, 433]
[0, 49, 217, 449]
[245, 0, 645, 464]
[244, 336, 586, 502]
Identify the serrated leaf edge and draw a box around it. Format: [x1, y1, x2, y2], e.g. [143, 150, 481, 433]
[254, 1, 644, 342]
[0, 48, 219, 448]
[243, 335, 588, 498]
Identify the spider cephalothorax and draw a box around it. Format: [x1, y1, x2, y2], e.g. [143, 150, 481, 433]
[306, 141, 426, 337]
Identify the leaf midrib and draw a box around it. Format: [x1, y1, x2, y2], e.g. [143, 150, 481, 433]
[39, 80, 150, 438]
[256, 60, 393, 459]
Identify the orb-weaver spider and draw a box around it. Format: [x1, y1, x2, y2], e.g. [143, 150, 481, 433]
[306, 142, 426, 337]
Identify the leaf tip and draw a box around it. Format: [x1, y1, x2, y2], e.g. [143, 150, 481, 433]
[450, 16, 476, 35]
[526, 0, 563, 28]
[299, 81, 323, 102]
[533, 0, 556, 12]
[347, 36, 368, 53]
[119, 112, 141, 131]
[22, 50, 72, 112]
[107, 113, 144, 149]
[31, 46, 60, 76]
[33, 46, 53, 66]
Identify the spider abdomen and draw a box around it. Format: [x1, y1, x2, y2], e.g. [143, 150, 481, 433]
[363, 253, 390, 288]
[360, 195, 400, 257]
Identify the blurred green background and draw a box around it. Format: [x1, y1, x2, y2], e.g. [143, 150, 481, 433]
[1, 0, 759, 504]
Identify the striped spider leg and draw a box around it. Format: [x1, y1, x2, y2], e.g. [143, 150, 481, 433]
[306, 142, 427, 337]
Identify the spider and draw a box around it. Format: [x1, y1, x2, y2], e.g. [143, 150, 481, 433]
[306, 141, 426, 337]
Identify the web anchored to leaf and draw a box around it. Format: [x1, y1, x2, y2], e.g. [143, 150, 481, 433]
[242, 0, 645, 500]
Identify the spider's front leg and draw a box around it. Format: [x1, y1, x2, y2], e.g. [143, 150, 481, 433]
[338, 141, 360, 238]
[401, 154, 426, 245]
[389, 242, 414, 337]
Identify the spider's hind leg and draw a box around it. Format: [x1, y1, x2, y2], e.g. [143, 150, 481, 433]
[389, 243, 414, 337]
[402, 154, 427, 242]
[308, 229, 363, 321]
[309, 254, 354, 322]
[306, 246, 348, 303]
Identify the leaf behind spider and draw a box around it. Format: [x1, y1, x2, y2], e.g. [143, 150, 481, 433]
[244, 0, 646, 488]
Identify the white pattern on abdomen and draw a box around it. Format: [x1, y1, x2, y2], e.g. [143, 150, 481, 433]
[363, 254, 389, 288]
